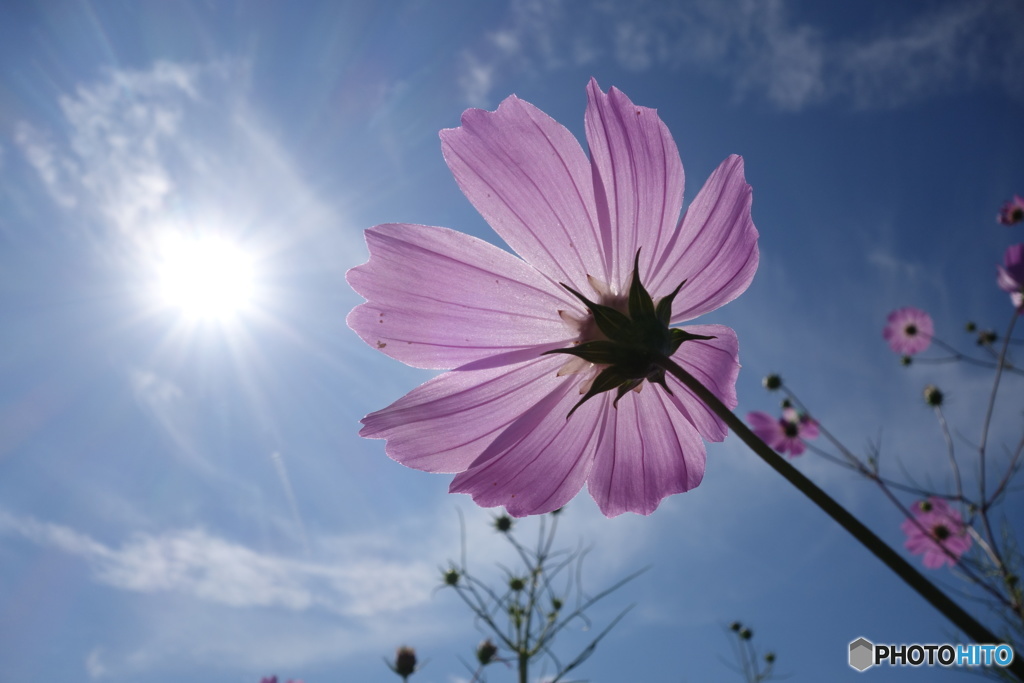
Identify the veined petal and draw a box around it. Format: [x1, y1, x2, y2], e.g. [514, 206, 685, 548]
[360, 355, 567, 474]
[587, 387, 705, 517]
[585, 79, 685, 292]
[449, 380, 604, 517]
[747, 411, 786, 450]
[647, 155, 759, 322]
[662, 324, 740, 443]
[347, 224, 575, 370]
[441, 95, 607, 290]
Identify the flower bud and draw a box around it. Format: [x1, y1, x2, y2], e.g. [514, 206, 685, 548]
[740, 628, 753, 640]
[392, 647, 417, 678]
[762, 374, 782, 391]
[729, 621, 742, 632]
[923, 384, 944, 407]
[977, 329, 997, 346]
[509, 577, 526, 592]
[493, 514, 514, 533]
[765, 652, 776, 664]
[900, 355, 912, 366]
[964, 321, 976, 332]
[443, 568, 460, 586]
[476, 639, 498, 665]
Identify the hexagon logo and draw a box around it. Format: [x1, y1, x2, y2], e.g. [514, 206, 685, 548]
[849, 637, 874, 671]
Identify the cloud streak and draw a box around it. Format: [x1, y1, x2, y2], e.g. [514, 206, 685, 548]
[0, 508, 434, 617]
[458, 0, 1024, 110]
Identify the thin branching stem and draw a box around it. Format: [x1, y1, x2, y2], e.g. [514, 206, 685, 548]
[655, 355, 1024, 682]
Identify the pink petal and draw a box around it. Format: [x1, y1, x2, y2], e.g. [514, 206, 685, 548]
[448, 380, 603, 517]
[440, 95, 607, 291]
[347, 224, 575, 370]
[784, 437, 807, 457]
[360, 356, 566, 474]
[584, 79, 685, 292]
[747, 411, 784, 449]
[647, 155, 759, 322]
[662, 324, 740, 443]
[587, 386, 706, 517]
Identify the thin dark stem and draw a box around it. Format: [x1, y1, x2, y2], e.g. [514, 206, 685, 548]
[935, 406, 963, 501]
[980, 313, 1018, 506]
[656, 355, 1023, 682]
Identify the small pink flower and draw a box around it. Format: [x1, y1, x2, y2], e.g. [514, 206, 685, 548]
[997, 243, 1024, 311]
[348, 80, 759, 516]
[901, 497, 971, 569]
[998, 195, 1024, 226]
[746, 408, 818, 457]
[882, 307, 933, 355]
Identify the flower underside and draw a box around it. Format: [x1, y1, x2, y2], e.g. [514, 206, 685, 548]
[545, 251, 714, 417]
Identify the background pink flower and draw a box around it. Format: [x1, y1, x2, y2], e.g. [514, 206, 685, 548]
[901, 497, 971, 569]
[348, 80, 759, 517]
[883, 307, 934, 354]
[998, 195, 1024, 225]
[746, 408, 817, 457]
[997, 243, 1024, 310]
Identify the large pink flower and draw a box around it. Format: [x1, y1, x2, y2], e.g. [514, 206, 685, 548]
[347, 80, 759, 517]
[901, 497, 971, 569]
[997, 243, 1024, 311]
[883, 307, 933, 355]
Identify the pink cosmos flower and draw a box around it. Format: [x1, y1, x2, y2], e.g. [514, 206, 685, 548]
[882, 307, 933, 355]
[746, 407, 818, 457]
[347, 80, 759, 517]
[998, 195, 1024, 226]
[901, 497, 971, 569]
[997, 243, 1024, 311]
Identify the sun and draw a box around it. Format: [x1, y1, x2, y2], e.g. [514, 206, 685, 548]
[157, 234, 256, 321]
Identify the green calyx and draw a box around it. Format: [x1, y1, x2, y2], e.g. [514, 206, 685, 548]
[545, 251, 714, 418]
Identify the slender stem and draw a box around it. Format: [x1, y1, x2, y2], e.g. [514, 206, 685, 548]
[935, 406, 963, 502]
[656, 355, 1023, 681]
[980, 313, 1018, 506]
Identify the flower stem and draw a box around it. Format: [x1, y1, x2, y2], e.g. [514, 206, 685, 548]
[656, 355, 1023, 680]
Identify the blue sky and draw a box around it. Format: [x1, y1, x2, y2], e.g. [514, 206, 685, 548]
[1, 1, 1023, 681]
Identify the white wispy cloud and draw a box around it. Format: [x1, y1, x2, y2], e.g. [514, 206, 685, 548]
[457, 0, 1024, 111]
[12, 58, 359, 259]
[0, 508, 434, 616]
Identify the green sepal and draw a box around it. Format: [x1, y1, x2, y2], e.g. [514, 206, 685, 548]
[561, 284, 633, 342]
[566, 366, 642, 418]
[544, 341, 632, 366]
[669, 328, 716, 354]
[655, 279, 686, 326]
[627, 251, 657, 323]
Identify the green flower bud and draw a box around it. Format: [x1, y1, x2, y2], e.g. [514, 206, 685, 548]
[476, 639, 498, 665]
[443, 568, 460, 586]
[493, 514, 513, 533]
[392, 646, 417, 678]
[762, 374, 782, 391]
[923, 384, 944, 407]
